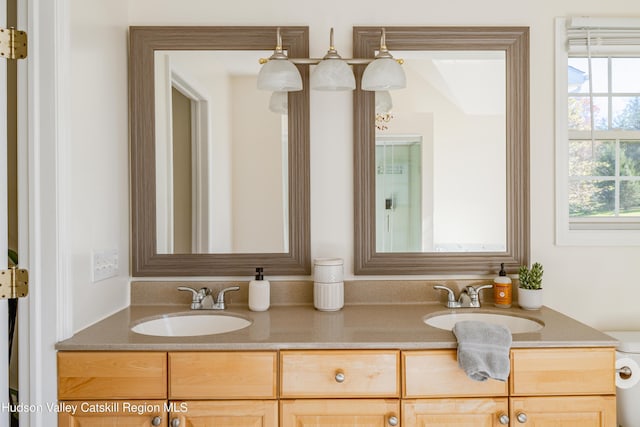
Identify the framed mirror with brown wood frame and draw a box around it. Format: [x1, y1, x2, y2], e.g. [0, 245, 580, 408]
[353, 27, 529, 275]
[129, 26, 310, 276]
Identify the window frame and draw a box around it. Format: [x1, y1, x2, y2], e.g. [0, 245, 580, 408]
[555, 17, 640, 245]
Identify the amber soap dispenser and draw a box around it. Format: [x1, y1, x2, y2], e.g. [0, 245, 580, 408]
[493, 263, 512, 308]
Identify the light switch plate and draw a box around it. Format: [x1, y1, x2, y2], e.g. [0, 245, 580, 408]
[92, 249, 119, 282]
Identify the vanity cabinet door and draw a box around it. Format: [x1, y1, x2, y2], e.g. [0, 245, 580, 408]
[57, 351, 167, 400]
[510, 348, 615, 396]
[58, 400, 167, 427]
[403, 398, 509, 427]
[403, 350, 508, 398]
[280, 399, 400, 427]
[509, 396, 616, 427]
[169, 400, 277, 427]
[280, 350, 400, 398]
[168, 351, 277, 399]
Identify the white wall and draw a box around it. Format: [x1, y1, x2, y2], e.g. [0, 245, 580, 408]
[70, 0, 130, 331]
[70, 0, 640, 332]
[231, 76, 286, 253]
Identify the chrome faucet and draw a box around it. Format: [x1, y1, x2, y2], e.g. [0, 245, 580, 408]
[178, 286, 210, 309]
[178, 285, 240, 310]
[434, 284, 493, 308]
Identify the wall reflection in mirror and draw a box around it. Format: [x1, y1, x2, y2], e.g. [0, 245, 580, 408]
[154, 51, 289, 254]
[374, 51, 507, 253]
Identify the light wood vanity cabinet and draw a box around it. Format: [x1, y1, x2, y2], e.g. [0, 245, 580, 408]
[280, 399, 401, 427]
[58, 347, 616, 427]
[280, 350, 400, 398]
[402, 348, 616, 427]
[58, 400, 168, 426]
[169, 351, 277, 399]
[168, 351, 278, 426]
[57, 352, 168, 426]
[57, 351, 278, 427]
[403, 398, 510, 427]
[279, 350, 401, 427]
[508, 348, 616, 426]
[57, 351, 167, 400]
[170, 400, 278, 426]
[403, 350, 510, 427]
[403, 350, 508, 398]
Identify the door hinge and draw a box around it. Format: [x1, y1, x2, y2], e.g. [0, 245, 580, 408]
[0, 266, 29, 299]
[0, 27, 28, 60]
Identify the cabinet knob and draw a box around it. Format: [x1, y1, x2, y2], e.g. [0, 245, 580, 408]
[334, 371, 345, 383]
[171, 418, 181, 427]
[516, 412, 528, 423]
[388, 415, 399, 426]
[151, 416, 162, 426]
[498, 413, 509, 425]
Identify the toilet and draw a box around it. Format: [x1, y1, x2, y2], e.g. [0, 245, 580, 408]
[605, 331, 640, 426]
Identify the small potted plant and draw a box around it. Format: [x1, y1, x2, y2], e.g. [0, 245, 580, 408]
[518, 262, 544, 310]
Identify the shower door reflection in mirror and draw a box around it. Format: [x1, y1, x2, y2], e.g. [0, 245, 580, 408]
[374, 50, 507, 253]
[376, 136, 424, 252]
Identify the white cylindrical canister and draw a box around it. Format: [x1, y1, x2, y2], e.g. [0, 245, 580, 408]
[313, 258, 344, 283]
[313, 281, 344, 312]
[313, 258, 344, 311]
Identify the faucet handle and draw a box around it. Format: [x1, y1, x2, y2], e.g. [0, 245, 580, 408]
[434, 285, 461, 308]
[473, 284, 493, 298]
[464, 284, 493, 307]
[178, 286, 211, 309]
[215, 286, 241, 309]
[433, 285, 455, 302]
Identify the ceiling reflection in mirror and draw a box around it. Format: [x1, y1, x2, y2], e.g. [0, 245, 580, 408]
[154, 50, 289, 254]
[374, 51, 506, 253]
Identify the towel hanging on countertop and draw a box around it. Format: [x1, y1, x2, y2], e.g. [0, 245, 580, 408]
[452, 320, 512, 382]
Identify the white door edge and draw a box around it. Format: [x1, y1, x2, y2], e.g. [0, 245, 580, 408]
[1, 0, 11, 421]
[18, 0, 73, 425]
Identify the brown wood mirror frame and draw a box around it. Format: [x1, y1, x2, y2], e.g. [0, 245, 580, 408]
[353, 27, 530, 275]
[129, 26, 310, 276]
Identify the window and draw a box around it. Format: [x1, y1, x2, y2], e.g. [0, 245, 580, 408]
[556, 17, 640, 245]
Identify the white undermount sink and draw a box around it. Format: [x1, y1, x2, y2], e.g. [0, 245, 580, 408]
[131, 313, 252, 337]
[424, 312, 544, 334]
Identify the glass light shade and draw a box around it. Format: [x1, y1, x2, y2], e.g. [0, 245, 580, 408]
[361, 58, 406, 91]
[268, 91, 288, 114]
[375, 91, 393, 113]
[311, 59, 356, 91]
[257, 59, 303, 92]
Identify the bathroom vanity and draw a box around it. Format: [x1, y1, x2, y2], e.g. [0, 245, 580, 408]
[56, 294, 617, 427]
[59, 21, 620, 426]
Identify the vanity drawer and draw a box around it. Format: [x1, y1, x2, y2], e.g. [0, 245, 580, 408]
[403, 350, 508, 398]
[280, 350, 400, 398]
[510, 348, 616, 396]
[169, 351, 277, 399]
[57, 351, 167, 400]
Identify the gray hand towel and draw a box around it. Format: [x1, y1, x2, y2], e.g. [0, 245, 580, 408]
[452, 320, 512, 382]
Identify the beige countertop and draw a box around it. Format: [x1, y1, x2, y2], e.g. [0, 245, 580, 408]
[55, 303, 617, 351]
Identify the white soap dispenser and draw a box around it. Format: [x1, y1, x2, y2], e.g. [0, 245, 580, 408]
[248, 267, 270, 311]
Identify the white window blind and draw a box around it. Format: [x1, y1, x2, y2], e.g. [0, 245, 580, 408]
[566, 17, 640, 54]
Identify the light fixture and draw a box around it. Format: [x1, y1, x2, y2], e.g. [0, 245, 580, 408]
[361, 29, 406, 91]
[256, 28, 303, 92]
[258, 27, 405, 92]
[311, 28, 355, 91]
[375, 91, 393, 114]
[268, 91, 288, 114]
